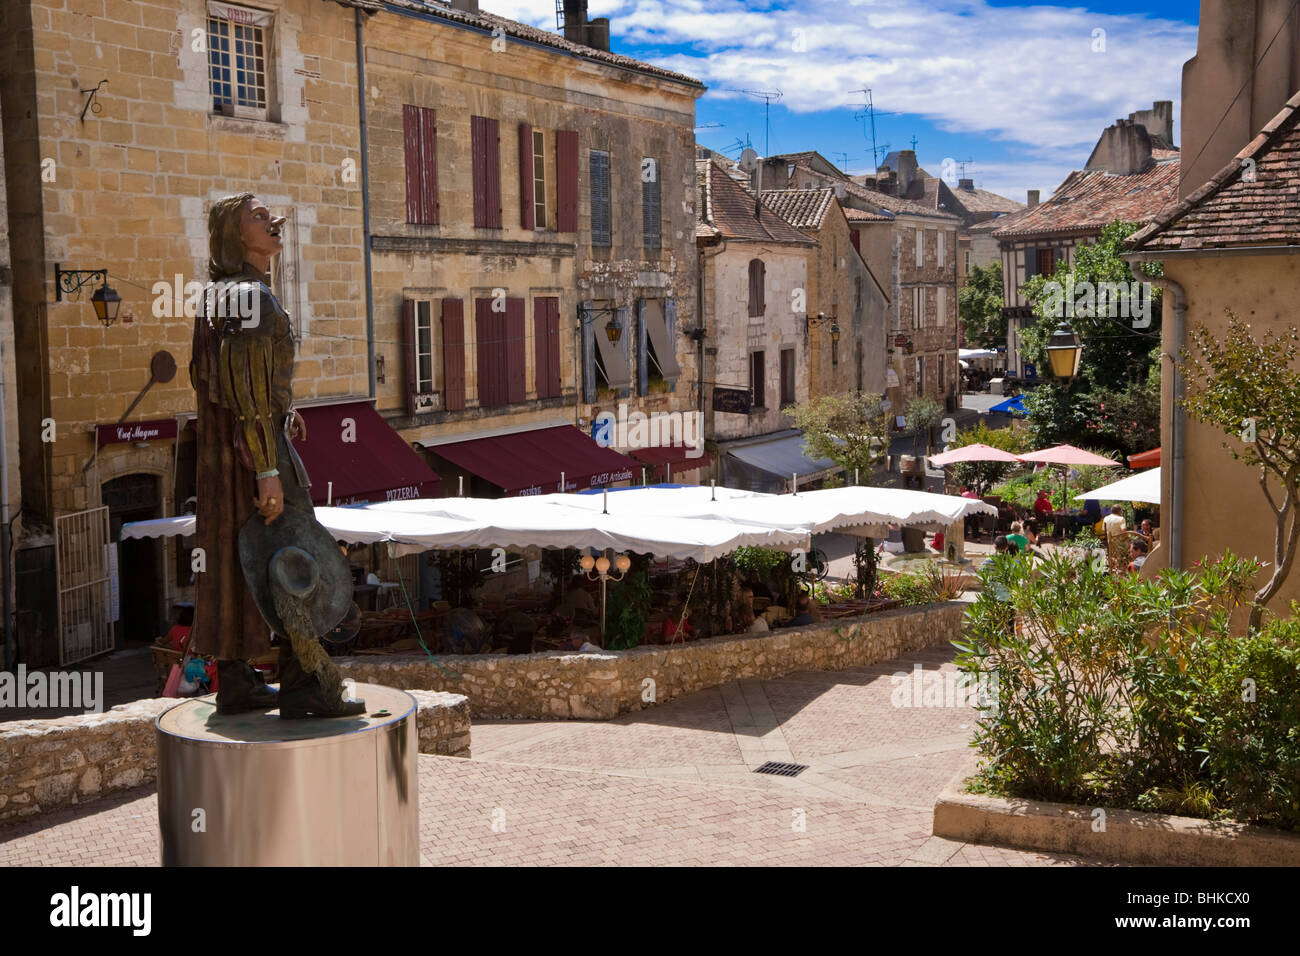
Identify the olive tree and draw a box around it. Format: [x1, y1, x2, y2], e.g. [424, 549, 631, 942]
[1181, 314, 1300, 631]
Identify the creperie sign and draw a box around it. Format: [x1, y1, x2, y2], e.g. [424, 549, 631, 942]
[96, 419, 179, 446]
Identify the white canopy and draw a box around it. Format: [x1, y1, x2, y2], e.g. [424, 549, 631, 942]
[959, 348, 999, 360]
[1074, 467, 1161, 505]
[121, 485, 996, 561]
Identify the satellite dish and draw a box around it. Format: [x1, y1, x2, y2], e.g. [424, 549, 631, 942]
[739, 148, 760, 172]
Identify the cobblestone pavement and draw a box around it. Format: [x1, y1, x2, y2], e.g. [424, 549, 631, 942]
[0, 646, 1096, 866]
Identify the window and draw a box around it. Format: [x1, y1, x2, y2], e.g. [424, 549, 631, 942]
[642, 157, 661, 253]
[1035, 247, 1056, 277]
[533, 130, 547, 229]
[936, 229, 944, 268]
[750, 351, 766, 408]
[534, 297, 561, 399]
[474, 296, 519, 409]
[637, 298, 680, 395]
[850, 229, 861, 253]
[402, 299, 442, 415]
[855, 276, 863, 315]
[938, 354, 946, 393]
[916, 357, 924, 396]
[590, 149, 611, 247]
[936, 286, 946, 326]
[912, 287, 924, 330]
[471, 116, 502, 229]
[748, 259, 766, 317]
[780, 348, 796, 407]
[914, 228, 923, 268]
[403, 105, 438, 225]
[441, 299, 466, 412]
[586, 302, 630, 396]
[207, 4, 272, 119]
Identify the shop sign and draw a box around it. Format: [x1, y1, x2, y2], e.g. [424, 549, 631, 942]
[95, 419, 178, 446]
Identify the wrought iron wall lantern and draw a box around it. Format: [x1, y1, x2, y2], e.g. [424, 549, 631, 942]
[807, 311, 841, 345]
[581, 305, 622, 344]
[54, 263, 122, 327]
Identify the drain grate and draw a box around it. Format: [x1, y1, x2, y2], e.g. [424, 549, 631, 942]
[753, 761, 809, 777]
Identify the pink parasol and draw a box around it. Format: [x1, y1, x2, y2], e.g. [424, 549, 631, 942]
[927, 443, 1023, 467]
[1018, 444, 1118, 467]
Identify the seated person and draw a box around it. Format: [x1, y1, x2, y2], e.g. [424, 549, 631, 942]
[1033, 489, 1054, 520]
[1077, 497, 1102, 535]
[661, 605, 696, 643]
[762, 603, 790, 626]
[788, 593, 816, 627]
[1023, 518, 1041, 548]
[992, 534, 1015, 555]
[1129, 537, 1149, 573]
[495, 610, 537, 655]
[1102, 504, 1127, 539]
[1006, 521, 1029, 552]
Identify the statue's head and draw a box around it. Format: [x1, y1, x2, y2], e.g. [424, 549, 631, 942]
[207, 193, 285, 279]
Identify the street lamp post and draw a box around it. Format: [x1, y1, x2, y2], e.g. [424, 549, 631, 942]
[579, 550, 631, 643]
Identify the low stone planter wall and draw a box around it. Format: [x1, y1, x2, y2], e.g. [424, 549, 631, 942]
[1, 690, 471, 826]
[933, 763, 1300, 866]
[338, 601, 966, 720]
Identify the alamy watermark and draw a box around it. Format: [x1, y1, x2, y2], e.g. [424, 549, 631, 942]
[593, 404, 704, 459]
[0, 665, 104, 713]
[151, 275, 261, 326]
[890, 663, 998, 713]
[1040, 276, 1153, 328]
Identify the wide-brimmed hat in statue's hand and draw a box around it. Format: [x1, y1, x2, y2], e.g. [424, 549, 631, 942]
[239, 506, 358, 643]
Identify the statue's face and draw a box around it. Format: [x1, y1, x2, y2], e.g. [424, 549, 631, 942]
[239, 197, 285, 261]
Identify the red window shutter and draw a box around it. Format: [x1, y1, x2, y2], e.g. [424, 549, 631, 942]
[506, 297, 526, 403]
[556, 129, 578, 232]
[534, 296, 561, 399]
[442, 298, 465, 412]
[472, 117, 502, 229]
[850, 229, 861, 252]
[402, 298, 418, 416]
[404, 106, 438, 224]
[519, 122, 535, 230]
[421, 107, 438, 224]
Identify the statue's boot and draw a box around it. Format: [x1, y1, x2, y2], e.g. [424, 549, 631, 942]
[276, 643, 366, 719]
[215, 659, 279, 715]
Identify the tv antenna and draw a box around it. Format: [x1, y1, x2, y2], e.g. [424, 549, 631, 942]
[694, 122, 724, 131]
[851, 89, 899, 169]
[909, 134, 919, 151]
[832, 151, 849, 172]
[724, 89, 783, 156]
[723, 136, 753, 158]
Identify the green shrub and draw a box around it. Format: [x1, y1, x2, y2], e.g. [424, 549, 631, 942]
[879, 569, 940, 606]
[956, 549, 1300, 830]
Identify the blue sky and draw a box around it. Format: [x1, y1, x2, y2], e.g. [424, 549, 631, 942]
[490, 0, 1200, 202]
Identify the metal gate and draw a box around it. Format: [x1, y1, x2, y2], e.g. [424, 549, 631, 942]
[55, 505, 113, 665]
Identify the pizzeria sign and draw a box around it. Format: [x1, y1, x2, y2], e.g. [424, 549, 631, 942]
[96, 419, 179, 446]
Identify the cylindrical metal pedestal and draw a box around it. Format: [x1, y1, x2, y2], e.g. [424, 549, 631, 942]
[156, 683, 418, 866]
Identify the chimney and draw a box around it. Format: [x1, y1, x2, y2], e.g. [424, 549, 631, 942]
[896, 150, 918, 196]
[1084, 118, 1153, 175]
[561, 0, 611, 53]
[448, 0, 479, 12]
[1179, 0, 1299, 198]
[1027, 190, 1039, 207]
[957, 178, 974, 190]
[1128, 100, 1174, 148]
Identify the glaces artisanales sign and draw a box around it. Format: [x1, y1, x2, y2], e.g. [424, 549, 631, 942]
[96, 419, 178, 446]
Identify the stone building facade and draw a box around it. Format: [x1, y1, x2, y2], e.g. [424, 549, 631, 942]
[0, 0, 372, 662]
[758, 188, 889, 401]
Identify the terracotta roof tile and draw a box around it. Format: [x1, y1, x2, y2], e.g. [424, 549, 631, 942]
[758, 189, 835, 229]
[696, 160, 814, 244]
[1129, 90, 1300, 251]
[992, 159, 1180, 239]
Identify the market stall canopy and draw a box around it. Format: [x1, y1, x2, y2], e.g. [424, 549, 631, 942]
[719, 431, 839, 490]
[293, 401, 441, 506]
[926, 443, 1022, 467]
[1127, 447, 1161, 469]
[958, 348, 999, 360]
[421, 425, 636, 495]
[1020, 444, 1119, 467]
[1075, 467, 1161, 505]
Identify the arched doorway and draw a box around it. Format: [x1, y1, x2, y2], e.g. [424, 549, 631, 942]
[102, 473, 162, 647]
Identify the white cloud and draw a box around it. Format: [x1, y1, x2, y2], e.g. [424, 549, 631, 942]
[478, 0, 1195, 198]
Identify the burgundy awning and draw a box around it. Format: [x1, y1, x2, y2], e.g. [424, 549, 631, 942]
[627, 444, 712, 480]
[292, 401, 441, 505]
[429, 425, 637, 496]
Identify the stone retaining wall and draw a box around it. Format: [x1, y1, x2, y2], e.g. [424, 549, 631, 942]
[0, 691, 471, 826]
[338, 601, 966, 720]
